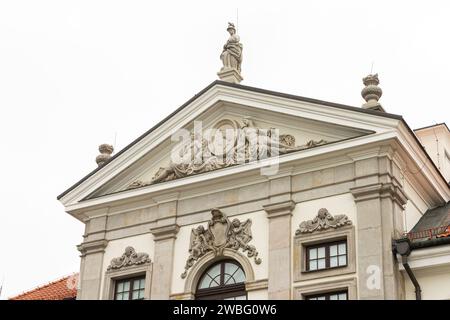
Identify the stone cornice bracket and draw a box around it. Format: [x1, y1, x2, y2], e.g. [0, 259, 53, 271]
[350, 182, 408, 207]
[263, 200, 296, 219]
[180, 208, 261, 279]
[150, 224, 180, 241]
[77, 239, 108, 257]
[295, 208, 352, 235]
[107, 246, 151, 271]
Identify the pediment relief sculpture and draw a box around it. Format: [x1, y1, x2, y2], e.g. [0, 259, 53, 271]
[295, 208, 352, 235]
[181, 208, 261, 279]
[126, 117, 328, 189]
[107, 246, 151, 271]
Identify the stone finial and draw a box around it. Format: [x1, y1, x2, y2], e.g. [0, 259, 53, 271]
[95, 144, 114, 167]
[361, 73, 384, 112]
[218, 22, 243, 84]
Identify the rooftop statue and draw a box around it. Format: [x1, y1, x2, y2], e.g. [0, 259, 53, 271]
[220, 22, 243, 73]
[217, 23, 243, 83]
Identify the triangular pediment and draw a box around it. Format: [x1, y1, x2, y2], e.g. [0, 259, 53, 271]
[59, 81, 402, 208]
[89, 102, 374, 198]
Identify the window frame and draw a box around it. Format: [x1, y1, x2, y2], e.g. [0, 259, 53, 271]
[305, 240, 348, 272]
[114, 275, 146, 301]
[102, 263, 152, 300]
[305, 290, 349, 300]
[293, 225, 355, 282]
[195, 260, 247, 300]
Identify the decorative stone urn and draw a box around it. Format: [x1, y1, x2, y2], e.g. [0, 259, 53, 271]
[96, 144, 114, 167]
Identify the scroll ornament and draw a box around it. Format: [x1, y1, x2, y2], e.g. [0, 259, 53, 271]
[181, 208, 261, 279]
[107, 246, 151, 271]
[296, 208, 352, 235]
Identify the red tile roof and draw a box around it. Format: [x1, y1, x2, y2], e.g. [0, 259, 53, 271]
[9, 273, 78, 300]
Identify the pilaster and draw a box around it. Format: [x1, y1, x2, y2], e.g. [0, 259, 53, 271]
[149, 223, 179, 299]
[263, 173, 295, 300]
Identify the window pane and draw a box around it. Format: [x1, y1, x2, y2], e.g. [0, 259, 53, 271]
[317, 258, 326, 269]
[338, 243, 347, 254]
[210, 275, 221, 288]
[123, 281, 130, 292]
[339, 293, 348, 300]
[330, 256, 338, 268]
[234, 295, 247, 300]
[225, 263, 238, 277]
[139, 289, 145, 299]
[132, 290, 140, 300]
[309, 248, 317, 259]
[330, 245, 338, 256]
[309, 260, 317, 271]
[317, 247, 325, 258]
[117, 282, 124, 293]
[317, 296, 326, 300]
[139, 279, 145, 289]
[115, 293, 123, 300]
[229, 268, 245, 284]
[329, 294, 338, 300]
[338, 255, 347, 266]
[133, 280, 141, 290]
[208, 264, 221, 279]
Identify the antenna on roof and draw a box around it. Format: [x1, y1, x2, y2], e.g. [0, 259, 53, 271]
[236, 8, 239, 32]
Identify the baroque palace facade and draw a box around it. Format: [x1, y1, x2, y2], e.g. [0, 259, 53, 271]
[58, 24, 450, 300]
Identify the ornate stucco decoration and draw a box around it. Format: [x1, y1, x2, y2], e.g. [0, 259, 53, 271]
[295, 208, 352, 235]
[127, 118, 328, 189]
[181, 208, 261, 279]
[107, 246, 151, 271]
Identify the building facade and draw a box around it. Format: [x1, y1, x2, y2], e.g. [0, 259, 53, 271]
[57, 26, 450, 300]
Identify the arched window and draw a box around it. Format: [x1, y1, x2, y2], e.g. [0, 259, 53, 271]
[195, 260, 247, 300]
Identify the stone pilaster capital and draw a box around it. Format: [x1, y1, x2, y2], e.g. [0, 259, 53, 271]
[150, 224, 180, 241]
[263, 200, 296, 219]
[77, 239, 108, 257]
[350, 182, 408, 206]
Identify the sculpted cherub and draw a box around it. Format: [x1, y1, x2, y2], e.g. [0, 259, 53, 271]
[230, 218, 253, 250]
[189, 225, 211, 259]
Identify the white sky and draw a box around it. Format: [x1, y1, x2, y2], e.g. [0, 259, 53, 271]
[0, 0, 449, 298]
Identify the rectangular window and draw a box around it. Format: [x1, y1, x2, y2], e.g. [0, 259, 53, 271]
[305, 240, 347, 272]
[305, 290, 348, 300]
[114, 276, 145, 300]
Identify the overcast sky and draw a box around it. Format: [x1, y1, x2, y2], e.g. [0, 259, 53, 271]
[0, 0, 449, 298]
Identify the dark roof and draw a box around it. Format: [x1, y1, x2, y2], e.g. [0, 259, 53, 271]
[57, 80, 448, 201]
[406, 202, 450, 249]
[411, 202, 450, 233]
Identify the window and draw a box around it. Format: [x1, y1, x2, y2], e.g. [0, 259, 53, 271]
[306, 241, 347, 272]
[305, 290, 348, 300]
[196, 260, 247, 300]
[114, 276, 145, 300]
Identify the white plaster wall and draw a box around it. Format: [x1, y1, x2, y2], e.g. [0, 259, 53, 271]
[291, 193, 358, 235]
[405, 268, 450, 300]
[171, 210, 269, 295]
[247, 289, 268, 300]
[99, 233, 155, 298]
[403, 180, 428, 233]
[416, 126, 450, 182]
